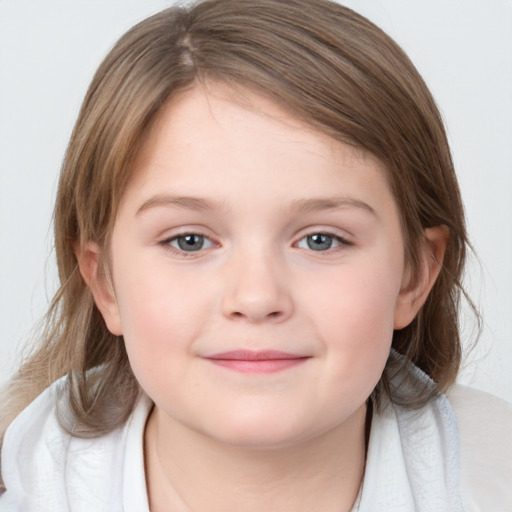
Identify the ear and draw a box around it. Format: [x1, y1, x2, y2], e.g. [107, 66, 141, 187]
[394, 226, 448, 330]
[74, 241, 123, 336]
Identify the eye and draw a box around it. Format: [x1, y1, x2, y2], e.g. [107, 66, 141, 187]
[164, 233, 215, 253]
[296, 233, 349, 251]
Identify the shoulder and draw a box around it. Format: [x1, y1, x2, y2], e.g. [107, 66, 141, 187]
[446, 384, 512, 511]
[0, 377, 149, 512]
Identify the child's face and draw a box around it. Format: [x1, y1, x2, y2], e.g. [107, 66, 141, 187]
[91, 84, 424, 448]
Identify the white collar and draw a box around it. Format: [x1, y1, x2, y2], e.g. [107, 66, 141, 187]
[355, 355, 463, 511]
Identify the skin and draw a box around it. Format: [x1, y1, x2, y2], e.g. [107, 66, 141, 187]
[78, 84, 446, 511]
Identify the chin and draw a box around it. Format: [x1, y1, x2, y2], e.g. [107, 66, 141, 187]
[201, 409, 334, 451]
[215, 429, 310, 451]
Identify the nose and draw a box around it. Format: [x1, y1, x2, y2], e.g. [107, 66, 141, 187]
[221, 249, 294, 323]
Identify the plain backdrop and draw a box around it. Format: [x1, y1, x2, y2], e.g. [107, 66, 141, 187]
[1, 0, 511, 402]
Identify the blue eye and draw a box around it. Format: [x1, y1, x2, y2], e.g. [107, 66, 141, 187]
[167, 234, 215, 252]
[297, 233, 347, 251]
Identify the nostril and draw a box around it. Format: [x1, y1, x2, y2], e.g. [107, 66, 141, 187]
[228, 310, 284, 321]
[222, 283, 293, 323]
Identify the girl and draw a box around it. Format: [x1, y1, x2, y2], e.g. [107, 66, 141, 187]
[1, 0, 511, 510]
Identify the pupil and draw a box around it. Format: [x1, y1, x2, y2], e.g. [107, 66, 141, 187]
[178, 234, 203, 251]
[307, 234, 332, 251]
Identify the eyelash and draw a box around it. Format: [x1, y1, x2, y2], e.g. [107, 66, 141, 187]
[159, 229, 353, 258]
[295, 232, 352, 253]
[159, 233, 217, 257]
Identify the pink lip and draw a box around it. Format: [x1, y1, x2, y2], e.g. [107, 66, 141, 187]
[204, 350, 310, 374]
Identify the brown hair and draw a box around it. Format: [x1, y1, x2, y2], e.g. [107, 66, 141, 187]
[1, 0, 477, 445]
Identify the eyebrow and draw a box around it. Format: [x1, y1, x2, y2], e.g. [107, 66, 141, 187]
[289, 197, 377, 216]
[136, 194, 226, 215]
[136, 194, 376, 217]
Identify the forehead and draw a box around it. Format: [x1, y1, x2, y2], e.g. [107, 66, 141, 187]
[115, 82, 400, 229]
[130, 82, 388, 187]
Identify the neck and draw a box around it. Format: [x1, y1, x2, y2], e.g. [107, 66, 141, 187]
[144, 404, 367, 512]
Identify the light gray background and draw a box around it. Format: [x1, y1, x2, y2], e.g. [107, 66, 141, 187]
[1, 0, 511, 402]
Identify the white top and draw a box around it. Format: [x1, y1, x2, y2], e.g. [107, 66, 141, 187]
[1, 371, 511, 511]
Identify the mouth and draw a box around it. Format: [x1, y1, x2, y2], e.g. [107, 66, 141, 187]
[203, 350, 311, 374]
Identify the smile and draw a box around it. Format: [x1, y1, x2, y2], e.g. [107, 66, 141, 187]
[204, 350, 311, 374]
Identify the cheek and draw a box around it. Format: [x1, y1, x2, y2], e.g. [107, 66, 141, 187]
[303, 259, 401, 390]
[309, 261, 400, 341]
[111, 257, 212, 377]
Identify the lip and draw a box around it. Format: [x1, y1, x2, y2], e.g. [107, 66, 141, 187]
[203, 350, 311, 374]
